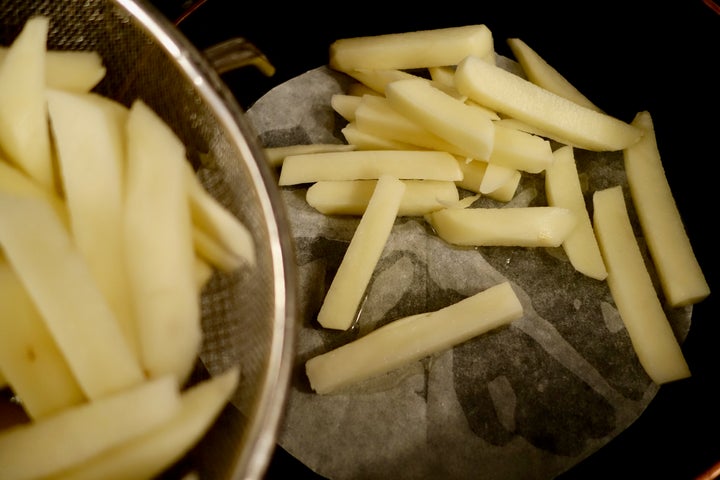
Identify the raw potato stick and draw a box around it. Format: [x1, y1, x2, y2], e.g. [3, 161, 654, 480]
[0, 16, 54, 192]
[0, 193, 145, 400]
[506, 37, 601, 112]
[353, 95, 472, 156]
[592, 186, 690, 384]
[0, 259, 86, 419]
[454, 157, 520, 202]
[0, 375, 180, 480]
[426, 206, 576, 247]
[545, 146, 607, 280]
[264, 143, 355, 168]
[455, 55, 643, 151]
[45, 368, 239, 480]
[278, 150, 463, 185]
[306, 179, 459, 216]
[124, 100, 200, 383]
[185, 162, 256, 270]
[47, 89, 138, 359]
[0, 47, 106, 92]
[329, 25, 494, 72]
[623, 111, 709, 307]
[307, 281, 523, 394]
[384, 78, 495, 161]
[316, 175, 406, 330]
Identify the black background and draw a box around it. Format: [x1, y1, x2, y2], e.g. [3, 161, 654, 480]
[151, 1, 719, 478]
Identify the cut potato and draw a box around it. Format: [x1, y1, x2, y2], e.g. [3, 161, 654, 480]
[506, 37, 602, 112]
[479, 163, 518, 195]
[0, 16, 54, 192]
[0, 259, 86, 419]
[385, 78, 495, 161]
[623, 111, 709, 307]
[331, 93, 362, 121]
[545, 146, 607, 280]
[185, 163, 256, 271]
[0, 47, 105, 93]
[344, 68, 423, 95]
[426, 206, 576, 247]
[454, 157, 520, 202]
[0, 193, 144, 400]
[592, 186, 691, 384]
[353, 94, 471, 155]
[264, 143, 356, 168]
[0, 160, 68, 226]
[47, 89, 138, 358]
[428, 65, 458, 89]
[278, 149, 463, 185]
[341, 122, 419, 151]
[317, 175, 406, 330]
[0, 375, 180, 480]
[124, 100, 200, 382]
[455, 55, 643, 151]
[347, 82, 381, 97]
[306, 179, 459, 216]
[329, 25, 494, 72]
[307, 281, 523, 394]
[46, 368, 239, 480]
[489, 123, 554, 173]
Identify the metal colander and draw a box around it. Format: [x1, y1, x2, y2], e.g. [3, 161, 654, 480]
[0, 1, 297, 479]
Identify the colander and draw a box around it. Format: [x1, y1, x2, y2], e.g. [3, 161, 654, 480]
[0, 1, 297, 479]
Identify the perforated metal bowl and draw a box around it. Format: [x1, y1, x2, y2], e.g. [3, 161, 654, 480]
[0, 1, 296, 478]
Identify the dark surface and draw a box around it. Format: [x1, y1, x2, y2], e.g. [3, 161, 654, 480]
[153, 1, 719, 478]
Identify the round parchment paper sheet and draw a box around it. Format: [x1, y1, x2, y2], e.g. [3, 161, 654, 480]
[245, 65, 692, 480]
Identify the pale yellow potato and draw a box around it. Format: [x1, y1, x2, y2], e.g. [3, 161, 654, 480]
[593, 186, 691, 384]
[345, 68, 422, 95]
[278, 150, 463, 186]
[623, 111, 709, 307]
[347, 81, 381, 97]
[0, 259, 86, 419]
[506, 38, 602, 112]
[0, 160, 69, 226]
[124, 100, 200, 383]
[479, 163, 518, 195]
[0, 47, 106, 92]
[306, 179, 459, 216]
[317, 175, 406, 330]
[493, 117, 579, 148]
[331, 93, 362, 121]
[455, 55, 643, 151]
[264, 143, 355, 168]
[185, 163, 256, 270]
[341, 122, 419, 150]
[428, 65, 457, 89]
[0, 16, 54, 192]
[0, 193, 144, 400]
[307, 281, 523, 394]
[426, 206, 576, 247]
[353, 94, 471, 155]
[385, 78, 495, 161]
[47, 89, 138, 359]
[329, 24, 494, 72]
[489, 123, 554, 173]
[545, 146, 607, 280]
[454, 157, 520, 202]
[45, 368, 239, 480]
[0, 375, 180, 480]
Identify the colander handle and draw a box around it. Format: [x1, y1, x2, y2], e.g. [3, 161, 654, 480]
[203, 37, 275, 77]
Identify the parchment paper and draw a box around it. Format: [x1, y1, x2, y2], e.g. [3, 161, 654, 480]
[245, 64, 692, 480]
